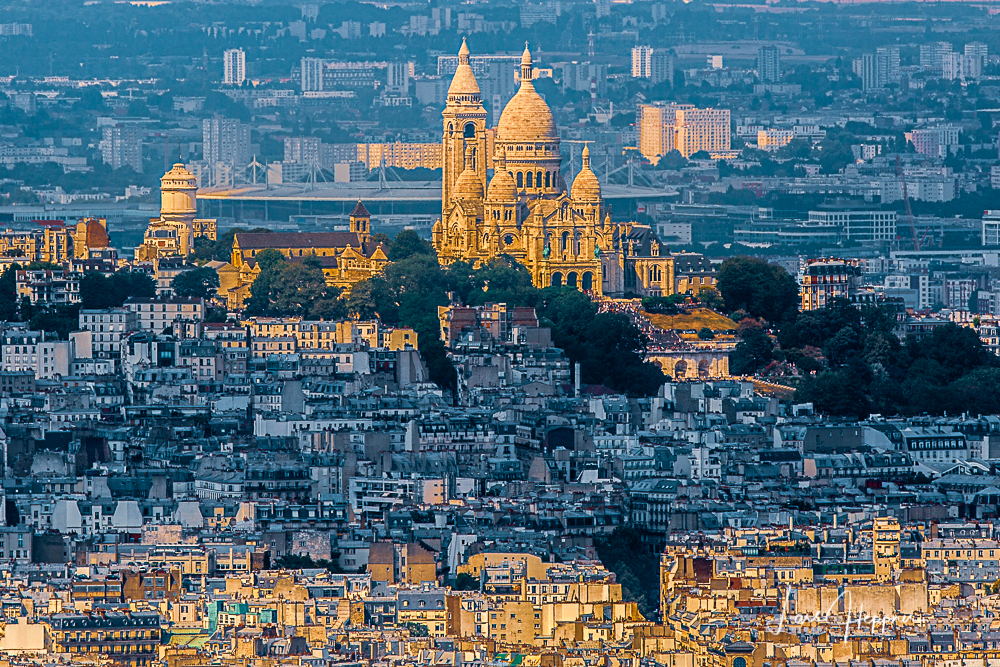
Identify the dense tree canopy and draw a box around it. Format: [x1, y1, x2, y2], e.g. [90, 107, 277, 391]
[595, 526, 658, 619]
[730, 328, 775, 376]
[716, 256, 799, 325]
[245, 251, 345, 320]
[79, 271, 156, 309]
[172, 267, 220, 300]
[785, 301, 1000, 417]
[0, 265, 18, 321]
[386, 230, 436, 262]
[715, 258, 1000, 418]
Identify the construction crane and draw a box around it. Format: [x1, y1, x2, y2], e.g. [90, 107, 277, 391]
[896, 154, 920, 251]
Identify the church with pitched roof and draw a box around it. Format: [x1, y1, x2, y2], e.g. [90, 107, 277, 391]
[228, 201, 389, 307]
[432, 40, 677, 298]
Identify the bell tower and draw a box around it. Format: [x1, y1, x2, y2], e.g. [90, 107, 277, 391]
[350, 200, 371, 243]
[442, 38, 488, 218]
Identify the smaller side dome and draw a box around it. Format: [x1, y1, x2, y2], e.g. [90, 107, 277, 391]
[571, 144, 601, 203]
[487, 149, 517, 202]
[453, 144, 484, 202]
[85, 218, 110, 248]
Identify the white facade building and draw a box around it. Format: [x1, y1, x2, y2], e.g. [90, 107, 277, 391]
[223, 48, 246, 86]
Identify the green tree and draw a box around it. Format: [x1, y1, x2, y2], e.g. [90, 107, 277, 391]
[580, 313, 666, 395]
[729, 329, 774, 375]
[171, 267, 220, 299]
[698, 327, 715, 340]
[595, 526, 658, 620]
[696, 287, 724, 311]
[73, 86, 105, 111]
[905, 324, 994, 382]
[797, 365, 873, 418]
[388, 230, 435, 261]
[0, 264, 19, 321]
[945, 367, 1000, 415]
[79, 272, 155, 309]
[823, 325, 861, 366]
[460, 256, 539, 307]
[453, 573, 479, 591]
[347, 254, 455, 390]
[716, 256, 798, 324]
[30, 305, 80, 339]
[247, 254, 337, 318]
[655, 149, 688, 170]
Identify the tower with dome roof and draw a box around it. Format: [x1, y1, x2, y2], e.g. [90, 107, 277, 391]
[136, 163, 218, 261]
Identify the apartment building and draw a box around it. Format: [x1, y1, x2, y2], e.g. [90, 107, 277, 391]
[100, 124, 143, 173]
[674, 107, 731, 158]
[639, 103, 688, 164]
[798, 258, 862, 311]
[223, 48, 246, 86]
[1, 329, 73, 379]
[0, 224, 72, 264]
[640, 103, 731, 161]
[78, 308, 138, 362]
[124, 296, 205, 333]
[16, 268, 80, 305]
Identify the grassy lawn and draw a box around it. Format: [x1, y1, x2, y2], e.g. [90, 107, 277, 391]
[643, 307, 737, 331]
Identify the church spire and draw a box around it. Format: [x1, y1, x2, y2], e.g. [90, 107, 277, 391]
[520, 43, 533, 82]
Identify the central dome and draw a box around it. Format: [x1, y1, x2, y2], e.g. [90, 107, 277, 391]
[495, 46, 558, 143]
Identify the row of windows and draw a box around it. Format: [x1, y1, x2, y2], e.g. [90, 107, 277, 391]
[512, 170, 558, 189]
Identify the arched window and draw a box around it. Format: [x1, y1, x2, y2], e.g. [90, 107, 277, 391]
[516, 172, 523, 188]
[561, 231, 570, 252]
[526, 172, 533, 188]
[545, 171, 551, 188]
[463, 123, 476, 139]
[536, 171, 543, 188]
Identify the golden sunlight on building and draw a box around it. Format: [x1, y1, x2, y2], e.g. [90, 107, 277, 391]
[432, 40, 676, 298]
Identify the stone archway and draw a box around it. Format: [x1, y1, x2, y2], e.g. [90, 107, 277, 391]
[566, 272, 578, 288]
[582, 271, 593, 291]
[551, 272, 563, 287]
[646, 351, 731, 380]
